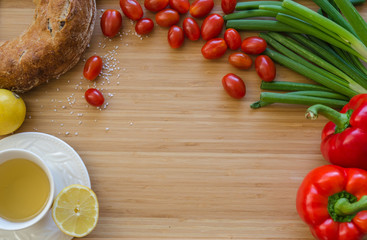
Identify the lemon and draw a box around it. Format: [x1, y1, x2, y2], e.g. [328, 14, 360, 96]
[52, 184, 99, 238]
[0, 89, 26, 135]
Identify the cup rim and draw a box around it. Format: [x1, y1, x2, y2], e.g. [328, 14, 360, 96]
[0, 148, 55, 231]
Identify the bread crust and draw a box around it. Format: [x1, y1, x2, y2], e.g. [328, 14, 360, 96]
[0, 0, 97, 92]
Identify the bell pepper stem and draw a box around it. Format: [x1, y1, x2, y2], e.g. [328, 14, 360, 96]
[334, 196, 367, 216]
[305, 104, 351, 132]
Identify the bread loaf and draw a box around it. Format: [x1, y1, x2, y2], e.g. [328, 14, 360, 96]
[0, 0, 97, 92]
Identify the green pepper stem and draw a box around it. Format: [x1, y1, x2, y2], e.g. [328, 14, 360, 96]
[305, 104, 350, 131]
[335, 196, 367, 216]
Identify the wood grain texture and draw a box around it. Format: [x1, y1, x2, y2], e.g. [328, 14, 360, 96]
[0, 0, 352, 239]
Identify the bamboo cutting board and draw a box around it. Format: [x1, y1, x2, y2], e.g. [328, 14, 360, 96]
[0, 0, 356, 239]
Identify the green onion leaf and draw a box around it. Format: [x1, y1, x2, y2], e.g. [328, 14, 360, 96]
[226, 19, 301, 32]
[333, 0, 367, 46]
[236, 1, 282, 10]
[223, 9, 277, 20]
[282, 0, 367, 61]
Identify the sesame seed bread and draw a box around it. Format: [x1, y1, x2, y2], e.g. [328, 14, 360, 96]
[0, 0, 96, 92]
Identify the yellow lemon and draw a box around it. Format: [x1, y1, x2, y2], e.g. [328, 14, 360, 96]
[0, 89, 26, 135]
[52, 184, 99, 238]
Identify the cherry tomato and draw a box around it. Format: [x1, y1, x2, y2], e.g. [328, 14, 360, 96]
[83, 56, 103, 81]
[85, 88, 105, 107]
[183, 17, 200, 41]
[221, 0, 236, 14]
[119, 0, 143, 20]
[189, 0, 214, 18]
[224, 28, 241, 50]
[155, 9, 180, 27]
[135, 18, 154, 35]
[169, 0, 190, 14]
[222, 73, 246, 99]
[228, 52, 252, 70]
[168, 25, 184, 48]
[255, 55, 276, 82]
[201, 14, 224, 41]
[145, 0, 169, 12]
[201, 38, 227, 59]
[100, 9, 122, 38]
[241, 36, 267, 55]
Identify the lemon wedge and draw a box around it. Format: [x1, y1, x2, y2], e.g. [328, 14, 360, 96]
[52, 184, 99, 238]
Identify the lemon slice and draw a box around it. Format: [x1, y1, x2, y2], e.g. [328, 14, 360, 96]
[52, 184, 99, 238]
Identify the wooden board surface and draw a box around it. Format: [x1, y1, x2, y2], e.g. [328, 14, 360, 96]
[1, 0, 359, 239]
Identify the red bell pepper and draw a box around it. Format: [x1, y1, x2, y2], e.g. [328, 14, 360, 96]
[297, 165, 367, 240]
[306, 94, 367, 170]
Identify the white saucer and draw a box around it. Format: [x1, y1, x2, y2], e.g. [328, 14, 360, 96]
[0, 132, 90, 240]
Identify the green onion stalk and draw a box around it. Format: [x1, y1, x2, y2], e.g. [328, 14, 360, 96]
[282, 0, 367, 61]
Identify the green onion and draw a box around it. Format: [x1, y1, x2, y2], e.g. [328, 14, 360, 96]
[288, 33, 367, 88]
[312, 0, 356, 34]
[261, 4, 350, 43]
[259, 5, 344, 41]
[349, 0, 365, 5]
[258, 92, 348, 108]
[282, 0, 367, 61]
[294, 91, 349, 101]
[251, 90, 349, 109]
[306, 35, 365, 77]
[261, 33, 355, 93]
[333, 0, 367, 46]
[305, 35, 357, 68]
[260, 81, 333, 92]
[259, 5, 298, 15]
[344, 51, 367, 76]
[306, 34, 367, 81]
[236, 1, 282, 10]
[266, 32, 367, 93]
[262, 47, 357, 97]
[223, 9, 277, 21]
[276, 13, 365, 60]
[226, 19, 301, 32]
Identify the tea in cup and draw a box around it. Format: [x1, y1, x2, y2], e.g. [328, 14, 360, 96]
[0, 149, 54, 230]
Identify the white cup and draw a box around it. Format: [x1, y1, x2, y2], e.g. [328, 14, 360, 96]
[0, 148, 55, 231]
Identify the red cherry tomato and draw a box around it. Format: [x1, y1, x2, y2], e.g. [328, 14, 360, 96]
[144, 0, 169, 12]
[85, 88, 105, 107]
[169, 0, 190, 14]
[168, 25, 184, 48]
[241, 36, 267, 55]
[100, 9, 122, 38]
[119, 0, 143, 20]
[222, 73, 246, 99]
[83, 56, 103, 81]
[224, 28, 241, 50]
[201, 14, 224, 41]
[255, 55, 276, 82]
[135, 18, 154, 35]
[221, 0, 236, 14]
[155, 9, 180, 27]
[183, 17, 200, 41]
[201, 38, 227, 59]
[189, 0, 214, 18]
[228, 52, 252, 70]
